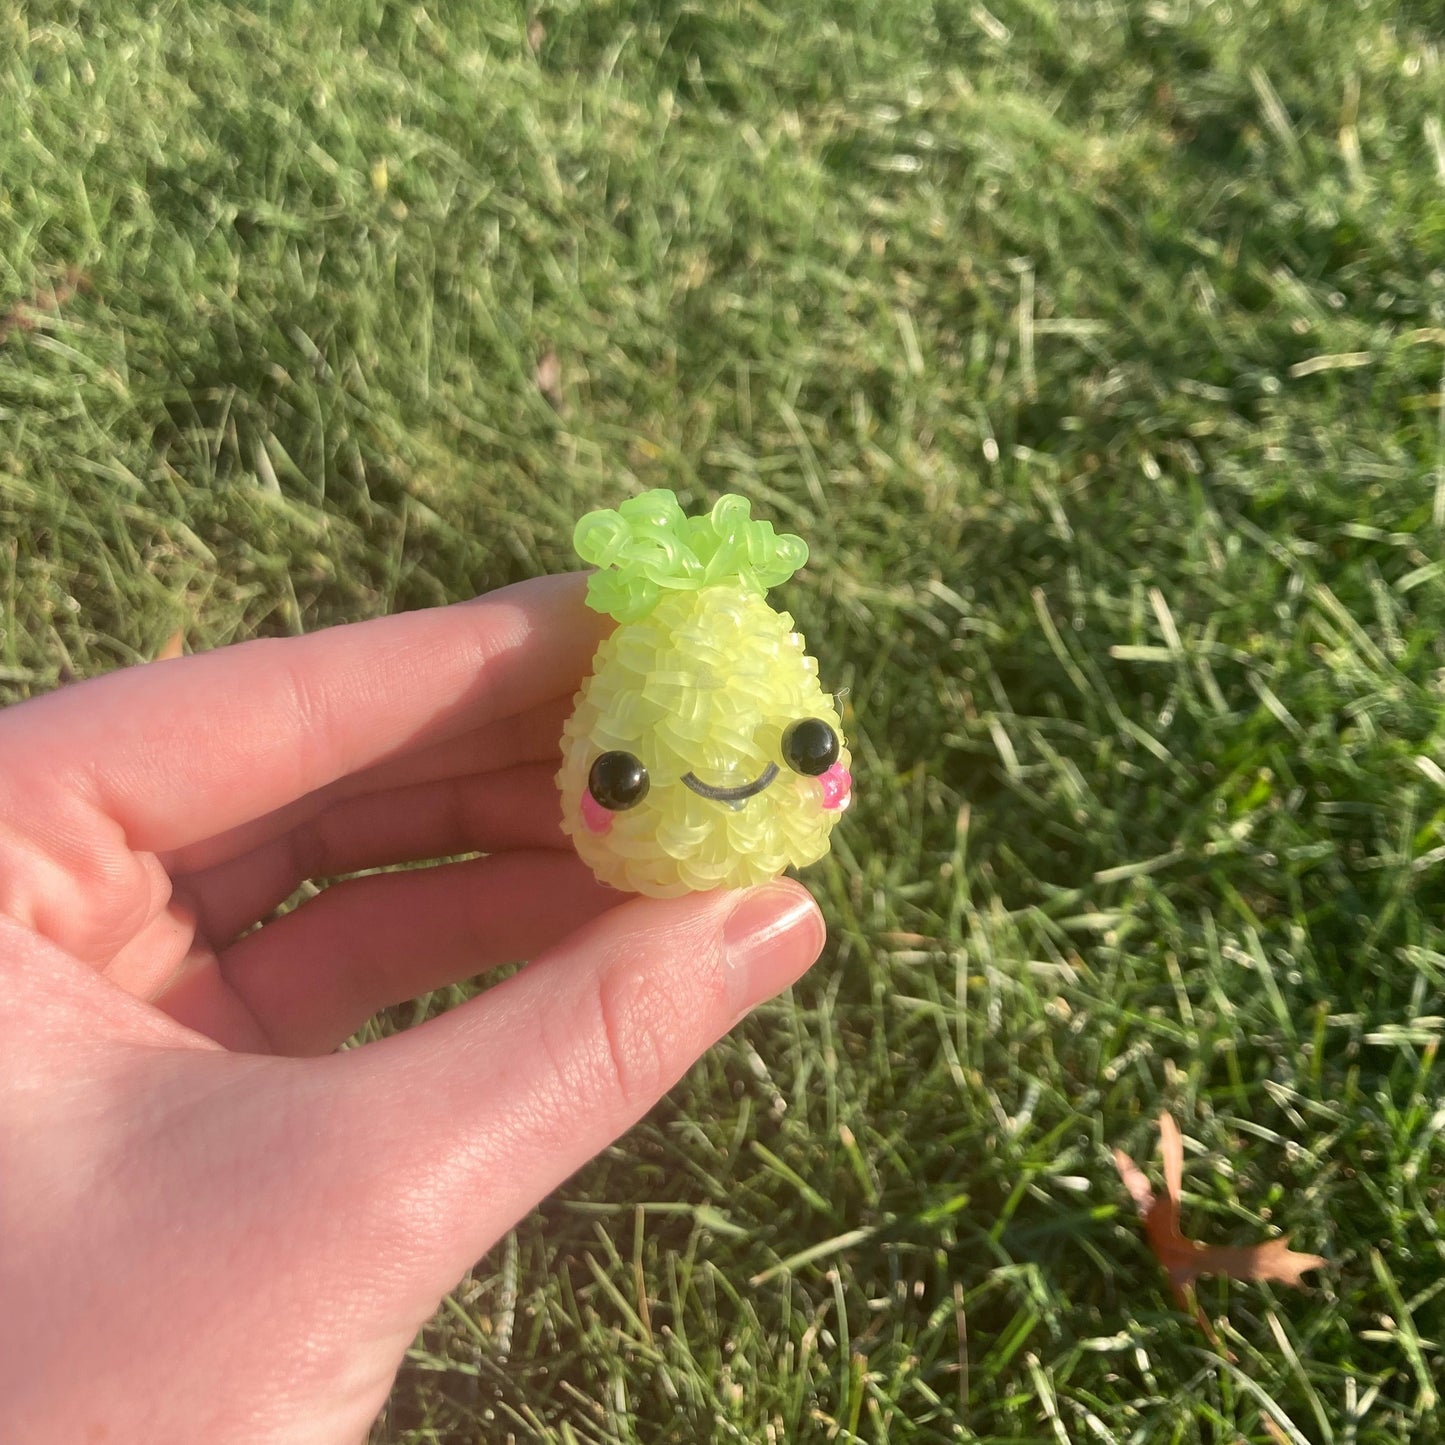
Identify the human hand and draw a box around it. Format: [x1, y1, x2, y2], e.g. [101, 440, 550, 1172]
[0, 574, 826, 1444]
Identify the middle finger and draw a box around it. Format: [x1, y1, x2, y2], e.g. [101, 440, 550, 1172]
[162, 693, 574, 877]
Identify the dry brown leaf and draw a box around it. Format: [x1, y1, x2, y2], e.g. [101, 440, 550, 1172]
[535, 348, 564, 410]
[0, 266, 89, 345]
[1114, 1113, 1326, 1345]
[1261, 1416, 1292, 1445]
[154, 628, 186, 661]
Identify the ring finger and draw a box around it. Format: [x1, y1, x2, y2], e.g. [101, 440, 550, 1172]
[173, 761, 571, 950]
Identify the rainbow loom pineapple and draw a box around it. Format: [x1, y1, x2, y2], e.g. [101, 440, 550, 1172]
[558, 489, 852, 897]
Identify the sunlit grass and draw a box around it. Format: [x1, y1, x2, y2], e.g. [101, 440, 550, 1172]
[4, 1, 1445, 1439]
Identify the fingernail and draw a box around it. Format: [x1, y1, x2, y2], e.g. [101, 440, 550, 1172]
[722, 883, 825, 1020]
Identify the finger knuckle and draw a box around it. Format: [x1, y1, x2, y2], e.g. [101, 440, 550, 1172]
[591, 960, 687, 1118]
[0, 799, 162, 960]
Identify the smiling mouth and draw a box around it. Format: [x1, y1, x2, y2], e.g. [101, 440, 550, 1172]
[682, 763, 780, 804]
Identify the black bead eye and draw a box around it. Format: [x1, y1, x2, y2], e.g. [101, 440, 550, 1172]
[588, 750, 650, 811]
[782, 719, 839, 777]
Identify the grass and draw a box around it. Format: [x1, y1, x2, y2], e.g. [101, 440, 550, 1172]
[5, 0, 1445, 1438]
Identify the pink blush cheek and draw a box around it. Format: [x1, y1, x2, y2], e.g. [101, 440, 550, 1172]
[580, 792, 615, 834]
[818, 763, 852, 811]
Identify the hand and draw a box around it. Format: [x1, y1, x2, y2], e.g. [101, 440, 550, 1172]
[0, 574, 826, 1444]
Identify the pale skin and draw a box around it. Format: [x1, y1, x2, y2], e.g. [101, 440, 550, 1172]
[0, 573, 826, 1444]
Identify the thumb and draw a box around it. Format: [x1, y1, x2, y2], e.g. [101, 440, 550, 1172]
[331, 879, 824, 1289]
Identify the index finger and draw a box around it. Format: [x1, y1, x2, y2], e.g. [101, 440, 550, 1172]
[3, 573, 607, 854]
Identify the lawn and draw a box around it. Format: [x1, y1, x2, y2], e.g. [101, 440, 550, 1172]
[4, 0, 1445, 1439]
